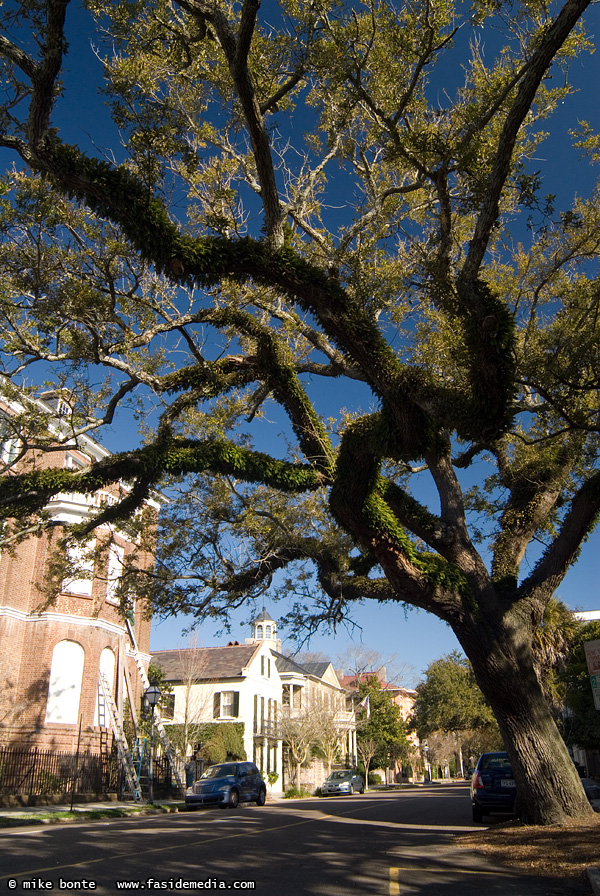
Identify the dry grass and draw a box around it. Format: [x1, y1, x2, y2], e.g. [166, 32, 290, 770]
[456, 813, 600, 884]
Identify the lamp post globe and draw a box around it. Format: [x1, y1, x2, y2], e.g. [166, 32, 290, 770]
[145, 683, 161, 709]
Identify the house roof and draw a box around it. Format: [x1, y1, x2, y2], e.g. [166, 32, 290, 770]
[152, 644, 259, 682]
[301, 661, 332, 678]
[272, 651, 307, 676]
[338, 672, 416, 696]
[272, 653, 341, 689]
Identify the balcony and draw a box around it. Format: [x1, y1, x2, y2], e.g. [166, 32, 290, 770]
[254, 720, 281, 739]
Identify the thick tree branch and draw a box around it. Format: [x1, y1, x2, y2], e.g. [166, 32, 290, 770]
[521, 470, 600, 600]
[492, 436, 582, 584]
[175, 0, 284, 247]
[0, 437, 321, 522]
[461, 0, 591, 283]
[27, 0, 70, 146]
[0, 34, 37, 80]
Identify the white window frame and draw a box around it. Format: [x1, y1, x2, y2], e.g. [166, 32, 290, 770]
[62, 538, 96, 596]
[214, 691, 239, 719]
[106, 542, 125, 605]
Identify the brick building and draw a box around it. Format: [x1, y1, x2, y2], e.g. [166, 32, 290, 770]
[0, 391, 160, 755]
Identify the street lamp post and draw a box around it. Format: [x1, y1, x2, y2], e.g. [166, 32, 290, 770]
[144, 683, 161, 804]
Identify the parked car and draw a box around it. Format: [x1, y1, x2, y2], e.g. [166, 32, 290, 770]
[185, 761, 267, 810]
[470, 751, 517, 822]
[321, 769, 365, 796]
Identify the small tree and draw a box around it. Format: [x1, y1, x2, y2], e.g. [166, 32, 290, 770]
[356, 737, 378, 790]
[162, 642, 213, 762]
[279, 703, 323, 789]
[412, 652, 500, 774]
[425, 731, 460, 778]
[202, 723, 246, 765]
[312, 706, 346, 777]
[533, 599, 583, 721]
[356, 677, 409, 780]
[337, 646, 416, 690]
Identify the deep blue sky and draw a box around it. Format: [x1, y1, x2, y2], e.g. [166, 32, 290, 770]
[2, 0, 599, 683]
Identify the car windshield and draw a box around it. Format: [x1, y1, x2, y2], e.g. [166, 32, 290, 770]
[479, 755, 512, 771]
[328, 771, 352, 781]
[201, 764, 238, 779]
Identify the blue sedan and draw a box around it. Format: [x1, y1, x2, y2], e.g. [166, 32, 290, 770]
[186, 761, 267, 809]
[470, 752, 517, 822]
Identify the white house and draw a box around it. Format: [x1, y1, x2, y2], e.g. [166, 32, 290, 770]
[153, 635, 283, 786]
[153, 610, 356, 793]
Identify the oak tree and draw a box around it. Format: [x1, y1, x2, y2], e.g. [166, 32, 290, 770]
[0, 0, 599, 823]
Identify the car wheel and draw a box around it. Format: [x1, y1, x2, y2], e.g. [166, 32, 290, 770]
[472, 806, 483, 823]
[256, 787, 266, 806]
[359, 785, 364, 794]
[229, 789, 240, 809]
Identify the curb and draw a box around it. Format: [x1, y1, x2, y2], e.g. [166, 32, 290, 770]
[587, 867, 600, 896]
[0, 804, 182, 829]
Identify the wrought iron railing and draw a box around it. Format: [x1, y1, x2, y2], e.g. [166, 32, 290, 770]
[0, 745, 120, 798]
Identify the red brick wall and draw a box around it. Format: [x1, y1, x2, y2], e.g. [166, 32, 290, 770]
[0, 434, 158, 754]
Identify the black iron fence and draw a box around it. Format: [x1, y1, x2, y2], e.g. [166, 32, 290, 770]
[0, 745, 122, 799]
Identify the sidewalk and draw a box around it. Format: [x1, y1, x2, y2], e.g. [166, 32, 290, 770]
[0, 798, 182, 825]
[0, 790, 290, 825]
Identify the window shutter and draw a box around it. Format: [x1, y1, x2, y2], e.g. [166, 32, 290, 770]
[213, 692, 221, 719]
[232, 691, 239, 718]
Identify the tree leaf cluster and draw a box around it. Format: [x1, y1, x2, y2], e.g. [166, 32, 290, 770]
[0, 0, 599, 823]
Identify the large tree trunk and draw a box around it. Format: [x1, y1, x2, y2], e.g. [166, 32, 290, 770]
[457, 611, 593, 825]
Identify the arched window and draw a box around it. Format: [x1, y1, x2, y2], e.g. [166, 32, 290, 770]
[45, 640, 85, 725]
[94, 647, 116, 727]
[265, 624, 272, 639]
[256, 624, 263, 639]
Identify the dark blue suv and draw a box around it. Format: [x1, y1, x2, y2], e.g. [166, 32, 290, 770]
[185, 761, 267, 810]
[470, 751, 517, 822]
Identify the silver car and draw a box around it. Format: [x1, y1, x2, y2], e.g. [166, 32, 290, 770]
[321, 769, 365, 795]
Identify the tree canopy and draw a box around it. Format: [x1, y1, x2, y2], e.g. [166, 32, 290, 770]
[356, 676, 409, 771]
[412, 651, 497, 739]
[411, 651, 502, 767]
[0, 0, 599, 823]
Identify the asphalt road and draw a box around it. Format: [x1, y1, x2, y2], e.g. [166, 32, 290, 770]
[0, 785, 587, 896]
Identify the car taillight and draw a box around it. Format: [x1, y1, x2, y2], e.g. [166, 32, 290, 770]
[472, 772, 484, 790]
